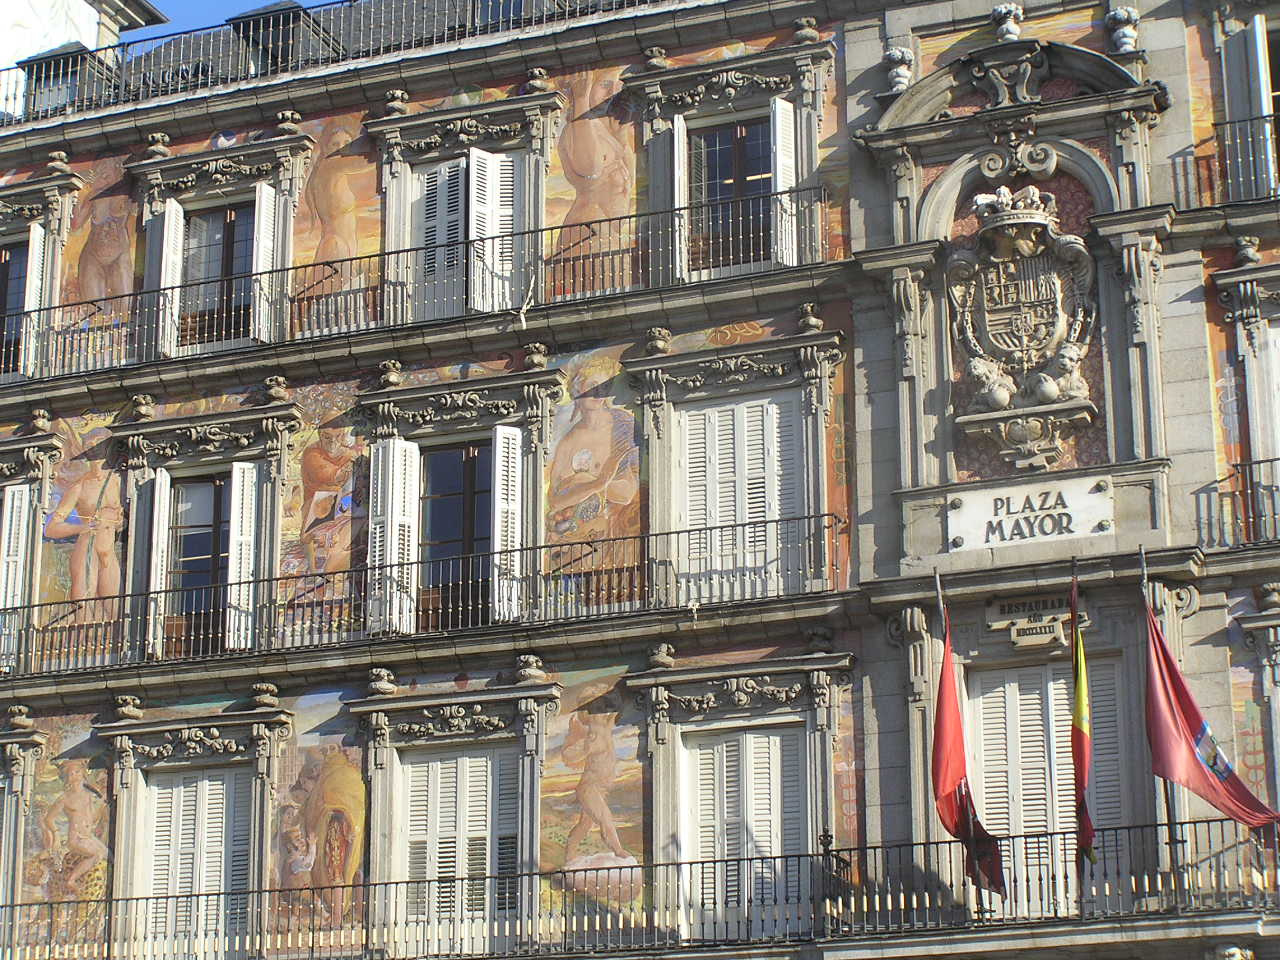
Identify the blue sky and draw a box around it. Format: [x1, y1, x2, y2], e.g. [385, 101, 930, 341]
[129, 0, 320, 40]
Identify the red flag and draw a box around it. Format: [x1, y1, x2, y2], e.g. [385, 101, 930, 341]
[932, 609, 1006, 895]
[1069, 575, 1096, 862]
[1145, 600, 1280, 827]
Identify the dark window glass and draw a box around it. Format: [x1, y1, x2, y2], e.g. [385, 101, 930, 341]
[170, 476, 231, 601]
[420, 442, 494, 631]
[687, 119, 771, 268]
[0, 243, 28, 374]
[179, 203, 255, 346]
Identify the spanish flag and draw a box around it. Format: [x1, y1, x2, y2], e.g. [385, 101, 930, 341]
[1070, 573, 1096, 863]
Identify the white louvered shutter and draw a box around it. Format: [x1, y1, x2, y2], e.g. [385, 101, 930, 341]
[250, 180, 278, 342]
[1223, 14, 1278, 200]
[155, 198, 185, 358]
[415, 157, 466, 321]
[145, 466, 173, 659]
[224, 461, 260, 650]
[467, 148, 520, 313]
[405, 755, 433, 916]
[18, 222, 45, 377]
[367, 437, 421, 635]
[671, 112, 690, 282]
[0, 483, 31, 671]
[493, 750, 520, 913]
[974, 670, 1012, 837]
[1086, 659, 1124, 827]
[770, 97, 799, 265]
[490, 424, 524, 623]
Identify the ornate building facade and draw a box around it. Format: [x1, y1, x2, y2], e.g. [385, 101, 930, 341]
[0, 0, 1273, 957]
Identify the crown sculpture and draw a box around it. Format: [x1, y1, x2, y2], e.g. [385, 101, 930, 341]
[945, 185, 1096, 470]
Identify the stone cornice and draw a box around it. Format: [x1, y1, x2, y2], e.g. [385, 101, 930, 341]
[0, 706, 48, 811]
[620, 40, 835, 121]
[357, 367, 566, 448]
[365, 90, 566, 166]
[110, 400, 302, 470]
[854, 240, 944, 275]
[0, 168, 85, 234]
[0, 430, 63, 484]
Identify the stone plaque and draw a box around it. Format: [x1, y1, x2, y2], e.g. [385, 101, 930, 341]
[947, 475, 1114, 552]
[985, 593, 1089, 648]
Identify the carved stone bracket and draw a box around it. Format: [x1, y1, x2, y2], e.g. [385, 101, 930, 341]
[623, 331, 843, 437]
[366, 91, 566, 171]
[349, 680, 562, 771]
[859, 242, 941, 382]
[111, 402, 302, 472]
[0, 707, 48, 814]
[1237, 599, 1280, 685]
[357, 369, 566, 451]
[94, 706, 294, 790]
[1213, 261, 1280, 361]
[621, 41, 835, 129]
[0, 430, 63, 486]
[887, 605, 932, 702]
[624, 652, 853, 749]
[126, 131, 315, 215]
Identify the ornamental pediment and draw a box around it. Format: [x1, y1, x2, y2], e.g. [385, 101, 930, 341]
[365, 89, 566, 164]
[0, 156, 84, 232]
[0, 425, 62, 484]
[620, 41, 834, 122]
[110, 400, 302, 470]
[357, 365, 565, 447]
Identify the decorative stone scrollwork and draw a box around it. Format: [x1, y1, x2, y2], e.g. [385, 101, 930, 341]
[946, 185, 1097, 470]
[368, 667, 397, 696]
[0, 430, 63, 485]
[350, 680, 562, 769]
[970, 39, 1048, 107]
[111, 402, 302, 470]
[1, 706, 47, 814]
[515, 654, 548, 684]
[366, 90, 566, 170]
[357, 368, 566, 451]
[979, 115, 1058, 181]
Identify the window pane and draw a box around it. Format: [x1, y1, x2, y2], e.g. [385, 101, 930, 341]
[425, 449, 464, 495]
[425, 495, 464, 543]
[175, 481, 215, 527]
[1, 243, 28, 317]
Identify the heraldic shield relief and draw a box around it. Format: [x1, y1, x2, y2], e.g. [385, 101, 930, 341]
[946, 185, 1098, 470]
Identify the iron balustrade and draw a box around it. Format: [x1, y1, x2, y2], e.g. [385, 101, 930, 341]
[3, 188, 825, 382]
[1200, 456, 1280, 548]
[3, 514, 841, 677]
[0, 0, 686, 127]
[0, 820, 1273, 958]
[1214, 113, 1280, 202]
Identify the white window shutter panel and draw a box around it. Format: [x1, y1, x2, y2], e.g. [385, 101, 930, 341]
[0, 484, 32, 671]
[1015, 666, 1052, 838]
[415, 157, 466, 321]
[490, 424, 524, 623]
[250, 180, 278, 342]
[227, 770, 254, 897]
[770, 96, 799, 266]
[493, 749, 520, 911]
[1224, 14, 1277, 199]
[683, 406, 712, 534]
[671, 112, 690, 282]
[463, 753, 491, 914]
[202, 772, 229, 896]
[145, 466, 173, 660]
[435, 755, 462, 916]
[156, 198, 185, 358]
[1048, 662, 1076, 836]
[366, 437, 421, 635]
[224, 461, 260, 650]
[467, 148, 519, 313]
[973, 670, 1012, 836]
[742, 400, 771, 526]
[1087, 659, 1124, 827]
[18, 221, 45, 376]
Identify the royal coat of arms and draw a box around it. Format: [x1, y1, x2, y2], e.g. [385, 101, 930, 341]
[945, 186, 1097, 469]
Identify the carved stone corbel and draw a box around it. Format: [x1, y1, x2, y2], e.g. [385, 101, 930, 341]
[0, 431, 63, 487]
[0, 706, 47, 814]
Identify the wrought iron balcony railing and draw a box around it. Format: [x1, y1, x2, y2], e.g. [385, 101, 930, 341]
[1213, 113, 1280, 203]
[1, 820, 1273, 958]
[0, 188, 824, 381]
[0, 0, 683, 127]
[4, 514, 842, 677]
[1199, 457, 1280, 549]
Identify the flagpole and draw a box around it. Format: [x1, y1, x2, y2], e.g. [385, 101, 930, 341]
[1072, 556, 1085, 915]
[1141, 545, 1183, 893]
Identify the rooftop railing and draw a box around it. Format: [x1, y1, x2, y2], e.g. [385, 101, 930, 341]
[1199, 456, 1280, 549]
[1, 819, 1272, 958]
[0, 0, 680, 127]
[1, 188, 824, 382]
[5, 514, 842, 677]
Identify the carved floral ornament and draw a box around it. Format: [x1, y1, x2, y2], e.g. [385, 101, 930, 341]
[0, 430, 63, 484]
[365, 90, 567, 168]
[357, 368, 566, 449]
[624, 653, 853, 747]
[945, 185, 1098, 470]
[620, 41, 835, 127]
[111, 402, 303, 471]
[623, 331, 844, 437]
[349, 680, 562, 769]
